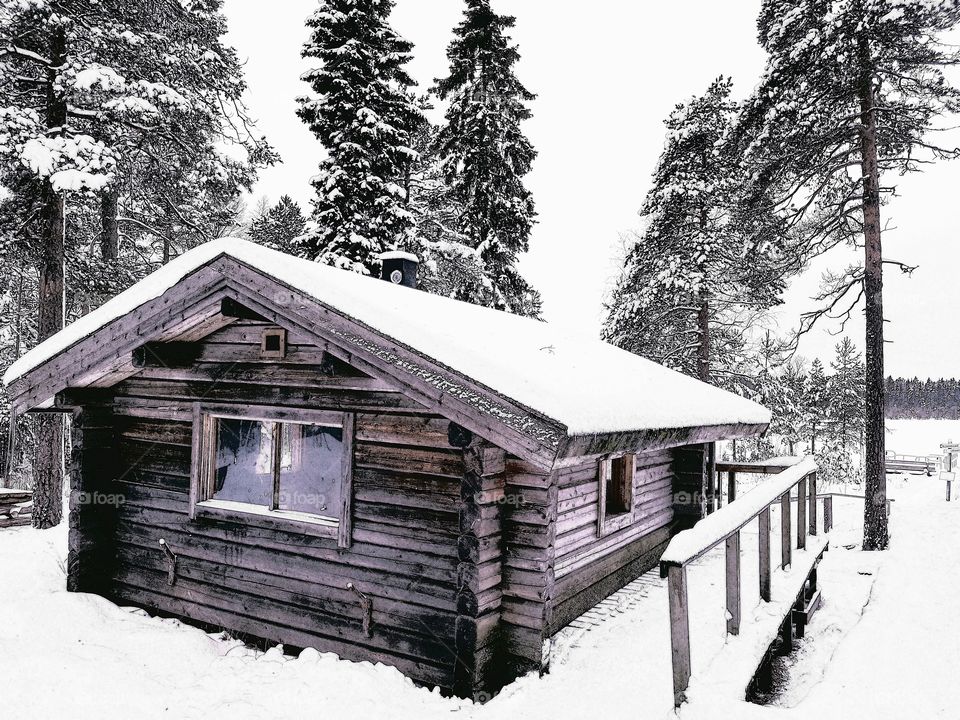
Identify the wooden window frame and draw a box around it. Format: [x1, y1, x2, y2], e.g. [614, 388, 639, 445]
[189, 402, 354, 547]
[260, 327, 287, 359]
[597, 453, 636, 537]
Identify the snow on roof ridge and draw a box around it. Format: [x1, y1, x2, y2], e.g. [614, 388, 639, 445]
[376, 250, 420, 262]
[3, 238, 771, 437]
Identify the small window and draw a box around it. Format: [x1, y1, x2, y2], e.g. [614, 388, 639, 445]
[260, 328, 286, 359]
[606, 455, 634, 515]
[191, 405, 353, 545]
[598, 454, 635, 535]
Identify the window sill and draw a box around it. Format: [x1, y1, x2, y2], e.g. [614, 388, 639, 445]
[601, 510, 635, 536]
[193, 500, 339, 540]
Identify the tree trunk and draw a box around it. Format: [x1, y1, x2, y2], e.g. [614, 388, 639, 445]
[697, 293, 710, 384]
[33, 22, 68, 529]
[100, 188, 119, 262]
[858, 39, 888, 550]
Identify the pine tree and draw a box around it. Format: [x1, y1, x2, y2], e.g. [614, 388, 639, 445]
[740, 0, 960, 549]
[0, 1, 271, 520]
[603, 78, 785, 391]
[248, 196, 307, 254]
[433, 0, 540, 315]
[297, 0, 421, 274]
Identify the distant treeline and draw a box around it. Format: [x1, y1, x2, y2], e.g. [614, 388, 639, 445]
[886, 377, 960, 419]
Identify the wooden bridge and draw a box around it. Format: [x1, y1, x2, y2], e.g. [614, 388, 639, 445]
[660, 457, 830, 706]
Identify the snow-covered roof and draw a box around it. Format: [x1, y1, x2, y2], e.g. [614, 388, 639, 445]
[3, 238, 770, 437]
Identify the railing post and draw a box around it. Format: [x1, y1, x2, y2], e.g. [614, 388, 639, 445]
[758, 504, 771, 602]
[727, 470, 736, 503]
[824, 495, 833, 533]
[797, 476, 807, 550]
[781, 491, 792, 569]
[809, 472, 818, 536]
[726, 530, 741, 635]
[667, 564, 691, 707]
[781, 614, 794, 654]
[716, 469, 723, 509]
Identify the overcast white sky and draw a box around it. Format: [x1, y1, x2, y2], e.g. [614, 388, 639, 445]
[223, 0, 960, 380]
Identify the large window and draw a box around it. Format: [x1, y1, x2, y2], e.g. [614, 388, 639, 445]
[191, 405, 353, 546]
[598, 454, 635, 536]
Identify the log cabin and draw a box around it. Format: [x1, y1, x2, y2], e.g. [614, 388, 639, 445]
[2, 238, 770, 699]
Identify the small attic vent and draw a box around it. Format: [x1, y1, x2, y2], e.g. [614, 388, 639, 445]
[260, 328, 286, 359]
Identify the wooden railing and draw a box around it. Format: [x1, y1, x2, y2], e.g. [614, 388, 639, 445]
[659, 457, 826, 707]
[885, 451, 936, 476]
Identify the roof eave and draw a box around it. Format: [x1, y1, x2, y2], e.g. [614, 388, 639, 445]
[552, 421, 770, 464]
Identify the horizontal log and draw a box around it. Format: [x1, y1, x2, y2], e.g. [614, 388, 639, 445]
[113, 512, 456, 610]
[134, 364, 394, 393]
[119, 418, 192, 446]
[355, 414, 451, 448]
[115, 378, 421, 412]
[109, 578, 452, 689]
[113, 541, 456, 638]
[354, 442, 464, 479]
[556, 507, 673, 575]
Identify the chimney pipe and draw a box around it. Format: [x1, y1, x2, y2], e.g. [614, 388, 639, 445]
[377, 251, 419, 289]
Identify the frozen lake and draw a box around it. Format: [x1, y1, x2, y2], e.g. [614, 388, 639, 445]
[885, 418, 960, 456]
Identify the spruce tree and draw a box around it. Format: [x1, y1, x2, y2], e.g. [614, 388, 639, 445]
[604, 78, 785, 391]
[830, 337, 866, 451]
[297, 0, 421, 274]
[771, 360, 808, 455]
[433, 0, 540, 315]
[805, 358, 829, 453]
[740, 0, 960, 549]
[248, 196, 307, 254]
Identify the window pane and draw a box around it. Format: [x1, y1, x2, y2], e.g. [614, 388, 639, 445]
[213, 418, 274, 507]
[278, 424, 343, 517]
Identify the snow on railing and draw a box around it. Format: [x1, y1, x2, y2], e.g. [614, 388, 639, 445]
[659, 456, 826, 707]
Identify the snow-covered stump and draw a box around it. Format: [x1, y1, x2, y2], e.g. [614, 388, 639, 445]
[660, 458, 821, 707]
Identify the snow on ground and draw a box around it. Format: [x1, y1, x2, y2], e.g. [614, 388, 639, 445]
[2, 420, 958, 719]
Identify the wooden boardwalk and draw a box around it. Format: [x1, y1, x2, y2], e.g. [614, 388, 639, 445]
[547, 466, 830, 716]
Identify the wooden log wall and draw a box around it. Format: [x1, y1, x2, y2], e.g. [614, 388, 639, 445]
[68, 396, 118, 594]
[454, 440, 507, 698]
[672, 444, 707, 530]
[549, 449, 674, 630]
[500, 457, 557, 678]
[73, 321, 477, 692]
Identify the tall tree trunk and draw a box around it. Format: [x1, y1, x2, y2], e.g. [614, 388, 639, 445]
[697, 293, 710, 384]
[100, 189, 119, 262]
[33, 22, 68, 529]
[858, 41, 888, 550]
